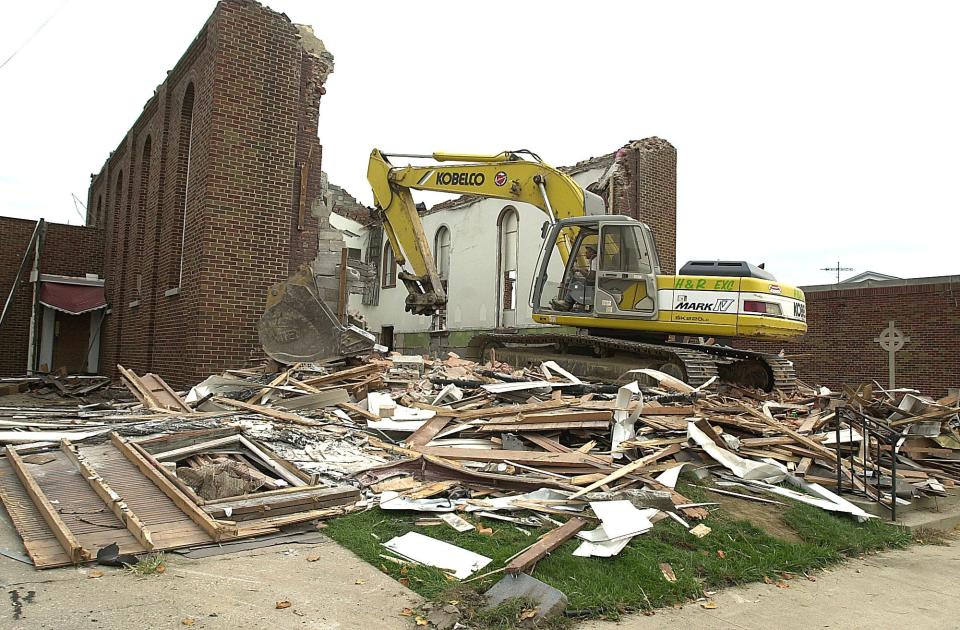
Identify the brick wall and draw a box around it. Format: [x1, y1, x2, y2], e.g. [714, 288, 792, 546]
[0, 218, 103, 376]
[603, 138, 677, 274]
[744, 278, 960, 397]
[85, 0, 331, 387]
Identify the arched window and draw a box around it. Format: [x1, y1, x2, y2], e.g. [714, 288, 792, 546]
[497, 207, 519, 322]
[434, 226, 451, 282]
[170, 83, 195, 288]
[382, 243, 397, 288]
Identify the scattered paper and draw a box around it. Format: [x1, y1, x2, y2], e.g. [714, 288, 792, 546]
[655, 463, 686, 490]
[574, 501, 657, 557]
[382, 532, 491, 579]
[611, 381, 643, 459]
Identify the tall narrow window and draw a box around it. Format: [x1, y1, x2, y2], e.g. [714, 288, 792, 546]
[170, 83, 195, 289]
[382, 243, 397, 289]
[497, 208, 519, 324]
[112, 171, 124, 256]
[134, 136, 152, 299]
[434, 226, 451, 283]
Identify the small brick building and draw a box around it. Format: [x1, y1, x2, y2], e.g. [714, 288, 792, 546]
[82, 0, 333, 386]
[770, 276, 960, 397]
[0, 218, 104, 376]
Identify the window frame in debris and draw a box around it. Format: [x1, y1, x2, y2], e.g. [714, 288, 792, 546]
[382, 242, 397, 289]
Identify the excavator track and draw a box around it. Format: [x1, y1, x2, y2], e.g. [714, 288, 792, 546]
[471, 332, 796, 392]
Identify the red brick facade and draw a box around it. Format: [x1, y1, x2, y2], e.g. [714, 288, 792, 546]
[0, 218, 103, 376]
[746, 278, 960, 397]
[600, 138, 677, 274]
[86, 0, 330, 386]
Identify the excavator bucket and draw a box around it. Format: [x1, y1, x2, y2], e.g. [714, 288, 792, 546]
[258, 266, 377, 365]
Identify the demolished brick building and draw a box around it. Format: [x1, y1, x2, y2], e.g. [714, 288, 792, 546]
[82, 0, 337, 386]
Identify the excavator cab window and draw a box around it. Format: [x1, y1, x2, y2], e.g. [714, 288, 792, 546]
[537, 228, 599, 313]
[594, 223, 657, 317]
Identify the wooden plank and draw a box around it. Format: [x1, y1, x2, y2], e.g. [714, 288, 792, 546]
[404, 415, 455, 448]
[477, 420, 609, 432]
[118, 364, 161, 409]
[302, 363, 381, 386]
[505, 518, 586, 574]
[413, 447, 611, 467]
[212, 397, 320, 426]
[578, 402, 696, 415]
[412, 399, 569, 420]
[5, 445, 90, 563]
[59, 440, 154, 550]
[337, 402, 380, 421]
[140, 373, 192, 413]
[739, 403, 837, 460]
[517, 410, 611, 424]
[152, 435, 241, 461]
[795, 457, 813, 478]
[204, 486, 358, 519]
[740, 435, 827, 448]
[521, 434, 567, 453]
[110, 433, 226, 540]
[275, 388, 350, 410]
[569, 444, 681, 499]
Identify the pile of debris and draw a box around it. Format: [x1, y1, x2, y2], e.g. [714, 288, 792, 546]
[0, 352, 956, 578]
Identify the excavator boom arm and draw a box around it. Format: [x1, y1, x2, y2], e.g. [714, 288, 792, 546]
[367, 149, 602, 314]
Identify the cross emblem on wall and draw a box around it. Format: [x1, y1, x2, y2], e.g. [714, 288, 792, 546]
[873, 321, 909, 389]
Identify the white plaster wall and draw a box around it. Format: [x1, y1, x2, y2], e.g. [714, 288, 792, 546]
[337, 165, 607, 335]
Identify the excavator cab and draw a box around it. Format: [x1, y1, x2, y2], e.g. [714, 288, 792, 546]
[532, 216, 661, 321]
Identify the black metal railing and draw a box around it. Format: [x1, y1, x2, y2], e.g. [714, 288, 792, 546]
[832, 405, 900, 521]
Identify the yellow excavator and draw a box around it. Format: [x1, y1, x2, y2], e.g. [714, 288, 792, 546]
[261, 149, 807, 390]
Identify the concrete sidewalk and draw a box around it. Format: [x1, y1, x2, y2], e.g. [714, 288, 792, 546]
[0, 534, 421, 629]
[580, 542, 959, 630]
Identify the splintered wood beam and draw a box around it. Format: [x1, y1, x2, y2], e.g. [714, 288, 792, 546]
[477, 420, 609, 432]
[412, 399, 569, 420]
[505, 517, 586, 574]
[5, 445, 91, 563]
[302, 363, 381, 386]
[404, 414, 454, 448]
[60, 440, 155, 550]
[337, 402, 380, 421]
[110, 433, 226, 541]
[568, 444, 681, 499]
[739, 403, 837, 460]
[413, 447, 611, 467]
[517, 410, 612, 424]
[212, 396, 320, 426]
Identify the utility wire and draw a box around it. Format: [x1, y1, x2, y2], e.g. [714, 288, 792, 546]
[0, 0, 70, 72]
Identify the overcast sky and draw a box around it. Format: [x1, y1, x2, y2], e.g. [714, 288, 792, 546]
[2, 1, 957, 286]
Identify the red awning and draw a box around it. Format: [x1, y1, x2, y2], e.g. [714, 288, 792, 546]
[39, 282, 107, 315]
